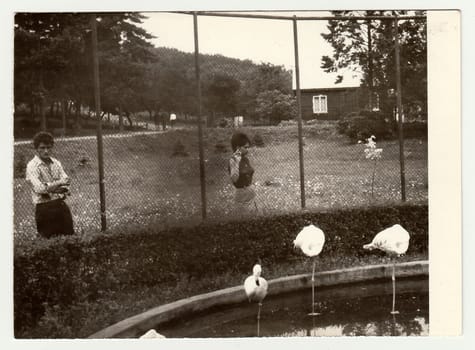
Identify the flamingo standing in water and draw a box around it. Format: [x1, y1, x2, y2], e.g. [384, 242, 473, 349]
[363, 224, 410, 314]
[294, 224, 326, 316]
[244, 264, 268, 336]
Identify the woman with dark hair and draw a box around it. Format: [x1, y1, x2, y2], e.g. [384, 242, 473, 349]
[228, 131, 258, 215]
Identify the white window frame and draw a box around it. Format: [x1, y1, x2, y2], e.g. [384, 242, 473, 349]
[312, 95, 328, 114]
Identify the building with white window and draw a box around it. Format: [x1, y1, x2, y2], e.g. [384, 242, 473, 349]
[295, 86, 369, 120]
[312, 95, 328, 114]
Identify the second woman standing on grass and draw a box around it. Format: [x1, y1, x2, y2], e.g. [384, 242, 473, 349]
[229, 131, 259, 215]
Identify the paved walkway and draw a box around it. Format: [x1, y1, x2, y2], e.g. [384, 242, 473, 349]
[14, 128, 183, 146]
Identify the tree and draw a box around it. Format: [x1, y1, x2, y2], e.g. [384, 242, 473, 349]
[202, 73, 241, 127]
[255, 90, 297, 124]
[238, 63, 292, 119]
[14, 14, 91, 130]
[252, 63, 292, 94]
[95, 13, 156, 128]
[14, 12, 155, 134]
[321, 11, 427, 118]
[140, 48, 293, 125]
[138, 47, 197, 125]
[204, 73, 240, 113]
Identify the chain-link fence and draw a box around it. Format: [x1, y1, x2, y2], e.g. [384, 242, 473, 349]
[13, 11, 428, 245]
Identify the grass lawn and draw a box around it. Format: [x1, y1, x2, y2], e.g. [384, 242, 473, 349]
[13, 122, 427, 244]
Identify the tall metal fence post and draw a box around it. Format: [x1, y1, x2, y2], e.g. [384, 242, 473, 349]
[193, 12, 207, 220]
[393, 17, 407, 202]
[91, 14, 107, 231]
[293, 16, 306, 209]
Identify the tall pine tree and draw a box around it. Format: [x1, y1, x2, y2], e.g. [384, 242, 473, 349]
[321, 10, 426, 119]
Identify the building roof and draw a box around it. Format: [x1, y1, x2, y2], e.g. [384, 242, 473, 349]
[292, 70, 361, 90]
[294, 86, 361, 93]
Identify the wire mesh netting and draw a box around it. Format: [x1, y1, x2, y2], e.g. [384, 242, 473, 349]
[13, 11, 428, 245]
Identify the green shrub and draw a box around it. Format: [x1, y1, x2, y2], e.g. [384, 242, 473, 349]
[14, 204, 427, 336]
[171, 141, 189, 157]
[252, 133, 265, 147]
[337, 111, 396, 142]
[255, 90, 297, 124]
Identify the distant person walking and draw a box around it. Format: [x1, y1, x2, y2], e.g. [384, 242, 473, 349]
[170, 113, 177, 128]
[26, 131, 74, 238]
[228, 131, 259, 216]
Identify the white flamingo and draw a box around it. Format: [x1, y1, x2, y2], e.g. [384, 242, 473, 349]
[294, 224, 326, 316]
[244, 264, 268, 336]
[363, 224, 410, 314]
[139, 329, 166, 338]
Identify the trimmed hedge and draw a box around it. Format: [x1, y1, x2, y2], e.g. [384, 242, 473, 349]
[14, 204, 428, 335]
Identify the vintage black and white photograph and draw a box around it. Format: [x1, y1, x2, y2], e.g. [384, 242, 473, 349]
[7, 4, 463, 343]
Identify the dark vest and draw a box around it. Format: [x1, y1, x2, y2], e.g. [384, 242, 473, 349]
[230, 156, 254, 188]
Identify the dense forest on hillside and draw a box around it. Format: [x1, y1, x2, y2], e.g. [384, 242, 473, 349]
[14, 13, 294, 137]
[14, 11, 427, 138]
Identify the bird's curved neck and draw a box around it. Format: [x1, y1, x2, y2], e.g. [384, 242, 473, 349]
[255, 277, 260, 286]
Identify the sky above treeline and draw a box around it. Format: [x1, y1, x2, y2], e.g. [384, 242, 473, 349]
[139, 11, 363, 89]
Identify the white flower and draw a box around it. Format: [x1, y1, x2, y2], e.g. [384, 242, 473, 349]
[364, 136, 383, 160]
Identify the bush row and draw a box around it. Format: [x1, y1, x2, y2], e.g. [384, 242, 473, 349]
[337, 111, 427, 142]
[14, 204, 428, 335]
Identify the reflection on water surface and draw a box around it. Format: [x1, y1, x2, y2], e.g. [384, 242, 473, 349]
[157, 277, 428, 337]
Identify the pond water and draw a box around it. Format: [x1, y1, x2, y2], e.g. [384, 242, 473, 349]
[157, 277, 428, 337]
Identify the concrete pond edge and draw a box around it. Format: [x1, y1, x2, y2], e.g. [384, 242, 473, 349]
[89, 260, 428, 338]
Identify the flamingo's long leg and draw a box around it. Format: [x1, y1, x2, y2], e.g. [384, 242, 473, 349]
[391, 261, 399, 314]
[308, 258, 320, 316]
[257, 303, 262, 337]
